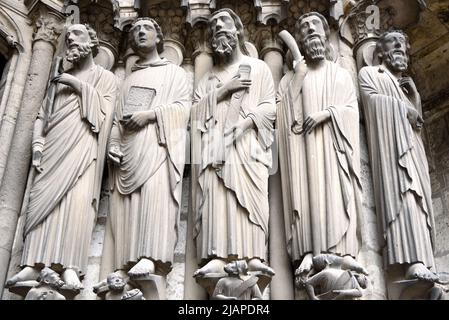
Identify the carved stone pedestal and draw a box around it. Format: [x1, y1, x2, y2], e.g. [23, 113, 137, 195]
[132, 274, 167, 300]
[194, 260, 273, 300]
[9, 281, 80, 300]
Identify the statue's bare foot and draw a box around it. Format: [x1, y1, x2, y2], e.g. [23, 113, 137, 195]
[62, 268, 83, 291]
[128, 258, 155, 279]
[295, 253, 313, 276]
[193, 259, 226, 277]
[248, 259, 275, 276]
[342, 256, 369, 275]
[5, 266, 40, 287]
[406, 263, 439, 282]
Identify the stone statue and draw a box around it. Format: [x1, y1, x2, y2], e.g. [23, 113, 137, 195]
[25, 267, 66, 300]
[103, 272, 144, 300]
[191, 8, 276, 284]
[359, 31, 438, 283]
[106, 17, 190, 294]
[6, 24, 117, 294]
[277, 12, 365, 279]
[298, 254, 368, 300]
[212, 261, 263, 300]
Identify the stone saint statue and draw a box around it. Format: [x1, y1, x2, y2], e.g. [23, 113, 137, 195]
[25, 268, 66, 300]
[359, 31, 438, 282]
[191, 8, 276, 281]
[212, 261, 263, 300]
[106, 17, 190, 284]
[6, 24, 117, 292]
[277, 12, 365, 278]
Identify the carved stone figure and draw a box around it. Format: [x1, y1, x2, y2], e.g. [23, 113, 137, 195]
[106, 17, 190, 294]
[277, 12, 364, 279]
[191, 8, 276, 285]
[298, 254, 368, 300]
[359, 31, 438, 283]
[212, 261, 263, 300]
[104, 272, 144, 300]
[25, 267, 66, 300]
[6, 24, 117, 294]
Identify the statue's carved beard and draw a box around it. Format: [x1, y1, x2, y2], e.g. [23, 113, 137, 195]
[109, 282, 126, 291]
[211, 31, 238, 59]
[302, 36, 326, 61]
[47, 278, 64, 289]
[66, 42, 92, 63]
[385, 50, 409, 72]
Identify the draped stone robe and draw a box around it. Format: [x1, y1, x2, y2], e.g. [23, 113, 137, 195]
[277, 60, 361, 265]
[108, 59, 190, 275]
[22, 65, 117, 276]
[359, 65, 435, 269]
[192, 55, 276, 265]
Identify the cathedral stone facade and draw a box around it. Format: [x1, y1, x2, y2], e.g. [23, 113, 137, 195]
[0, 0, 448, 300]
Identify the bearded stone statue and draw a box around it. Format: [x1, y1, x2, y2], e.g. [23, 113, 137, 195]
[5, 24, 117, 295]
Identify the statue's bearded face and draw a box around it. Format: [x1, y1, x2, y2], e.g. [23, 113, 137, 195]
[382, 32, 409, 72]
[224, 262, 239, 275]
[210, 12, 238, 59]
[130, 20, 159, 54]
[107, 273, 126, 291]
[65, 24, 92, 63]
[42, 270, 64, 288]
[298, 16, 327, 62]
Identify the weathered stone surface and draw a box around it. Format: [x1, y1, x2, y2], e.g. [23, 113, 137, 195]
[0, 0, 448, 301]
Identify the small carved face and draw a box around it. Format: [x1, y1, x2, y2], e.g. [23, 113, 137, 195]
[107, 273, 126, 291]
[380, 32, 409, 72]
[66, 24, 90, 48]
[224, 262, 239, 275]
[130, 20, 159, 53]
[40, 268, 64, 288]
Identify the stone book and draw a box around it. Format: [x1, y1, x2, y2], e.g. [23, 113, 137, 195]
[123, 86, 156, 115]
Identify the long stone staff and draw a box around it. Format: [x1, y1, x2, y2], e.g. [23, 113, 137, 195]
[278, 30, 321, 257]
[19, 56, 63, 239]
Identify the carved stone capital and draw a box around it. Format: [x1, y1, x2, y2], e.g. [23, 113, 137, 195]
[254, 0, 288, 25]
[182, 0, 215, 27]
[30, 6, 65, 48]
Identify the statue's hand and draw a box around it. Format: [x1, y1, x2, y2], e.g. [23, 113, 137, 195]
[31, 139, 44, 173]
[406, 106, 424, 131]
[302, 110, 331, 134]
[31, 150, 43, 173]
[52, 73, 81, 93]
[224, 117, 254, 146]
[399, 77, 418, 97]
[121, 111, 156, 131]
[399, 77, 421, 108]
[108, 145, 123, 166]
[222, 75, 252, 95]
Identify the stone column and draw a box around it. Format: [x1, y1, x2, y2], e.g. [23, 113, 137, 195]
[260, 39, 295, 300]
[0, 47, 32, 185]
[343, 1, 387, 300]
[192, 46, 213, 89]
[184, 28, 213, 300]
[0, 7, 63, 296]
